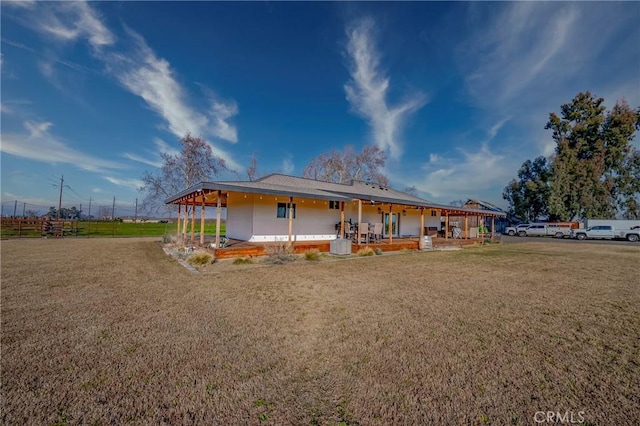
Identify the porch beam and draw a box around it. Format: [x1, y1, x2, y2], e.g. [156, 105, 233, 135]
[215, 190, 222, 249]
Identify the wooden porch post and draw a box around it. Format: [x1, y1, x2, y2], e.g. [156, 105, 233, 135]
[288, 196, 294, 245]
[200, 195, 205, 245]
[464, 215, 469, 239]
[491, 216, 495, 240]
[357, 199, 362, 243]
[419, 207, 424, 249]
[182, 204, 188, 239]
[177, 204, 181, 236]
[215, 190, 222, 249]
[445, 211, 449, 240]
[190, 197, 196, 242]
[388, 204, 393, 244]
[340, 201, 345, 239]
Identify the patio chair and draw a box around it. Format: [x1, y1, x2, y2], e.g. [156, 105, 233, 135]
[353, 222, 369, 244]
[372, 222, 383, 242]
[453, 227, 462, 239]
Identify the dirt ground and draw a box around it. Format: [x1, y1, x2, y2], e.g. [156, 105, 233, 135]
[1, 238, 639, 425]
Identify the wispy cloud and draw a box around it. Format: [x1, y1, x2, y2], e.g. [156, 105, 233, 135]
[487, 117, 510, 141]
[122, 137, 179, 168]
[103, 176, 144, 190]
[9, 1, 114, 50]
[210, 100, 239, 143]
[108, 29, 208, 138]
[104, 28, 240, 168]
[2, 0, 36, 9]
[280, 154, 294, 175]
[1, 120, 124, 172]
[7, 1, 242, 170]
[344, 18, 427, 159]
[417, 144, 512, 202]
[38, 1, 115, 49]
[460, 3, 578, 109]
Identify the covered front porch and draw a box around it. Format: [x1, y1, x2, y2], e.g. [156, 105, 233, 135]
[164, 175, 505, 258]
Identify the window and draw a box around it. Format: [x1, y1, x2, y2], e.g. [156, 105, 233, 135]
[431, 210, 437, 217]
[277, 202, 296, 219]
[329, 201, 340, 210]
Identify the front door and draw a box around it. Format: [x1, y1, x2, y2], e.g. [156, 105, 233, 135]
[383, 213, 399, 237]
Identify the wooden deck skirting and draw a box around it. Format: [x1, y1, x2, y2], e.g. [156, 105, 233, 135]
[212, 237, 482, 259]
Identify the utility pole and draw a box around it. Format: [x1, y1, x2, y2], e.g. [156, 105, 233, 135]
[112, 196, 116, 237]
[22, 202, 26, 218]
[13, 200, 17, 218]
[57, 175, 64, 220]
[134, 198, 138, 223]
[87, 197, 92, 234]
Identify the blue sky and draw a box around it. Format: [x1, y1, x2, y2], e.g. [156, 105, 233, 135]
[2, 1, 639, 217]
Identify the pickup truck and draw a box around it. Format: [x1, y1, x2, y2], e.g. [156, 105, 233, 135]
[504, 224, 531, 236]
[511, 223, 573, 238]
[570, 225, 640, 242]
[519, 224, 572, 238]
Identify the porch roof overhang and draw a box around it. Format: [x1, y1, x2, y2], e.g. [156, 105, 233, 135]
[164, 177, 506, 218]
[164, 181, 352, 206]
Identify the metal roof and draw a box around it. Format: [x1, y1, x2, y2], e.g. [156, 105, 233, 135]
[164, 174, 506, 216]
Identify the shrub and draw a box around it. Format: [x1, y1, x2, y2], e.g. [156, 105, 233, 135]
[304, 249, 321, 261]
[187, 251, 214, 266]
[374, 248, 383, 255]
[233, 257, 253, 265]
[357, 246, 375, 257]
[264, 243, 297, 264]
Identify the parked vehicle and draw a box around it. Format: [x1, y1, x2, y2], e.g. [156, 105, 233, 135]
[514, 222, 578, 238]
[570, 225, 640, 242]
[504, 224, 531, 236]
[584, 219, 640, 230]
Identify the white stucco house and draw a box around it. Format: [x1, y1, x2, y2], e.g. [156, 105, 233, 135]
[165, 174, 505, 246]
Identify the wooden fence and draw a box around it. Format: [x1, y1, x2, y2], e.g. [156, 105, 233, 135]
[0, 218, 81, 238]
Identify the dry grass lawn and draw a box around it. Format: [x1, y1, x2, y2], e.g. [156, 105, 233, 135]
[1, 238, 639, 425]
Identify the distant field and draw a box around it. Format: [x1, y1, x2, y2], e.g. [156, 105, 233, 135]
[0, 220, 225, 238]
[1, 239, 638, 425]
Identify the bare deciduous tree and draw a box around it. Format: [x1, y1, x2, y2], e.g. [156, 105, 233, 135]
[403, 186, 418, 196]
[246, 154, 259, 181]
[140, 133, 227, 215]
[303, 144, 388, 186]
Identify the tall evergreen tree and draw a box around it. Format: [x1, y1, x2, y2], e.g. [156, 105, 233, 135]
[545, 92, 639, 220]
[503, 156, 551, 222]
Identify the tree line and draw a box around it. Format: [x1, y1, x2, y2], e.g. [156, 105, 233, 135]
[139, 91, 639, 222]
[140, 134, 390, 215]
[503, 92, 640, 222]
